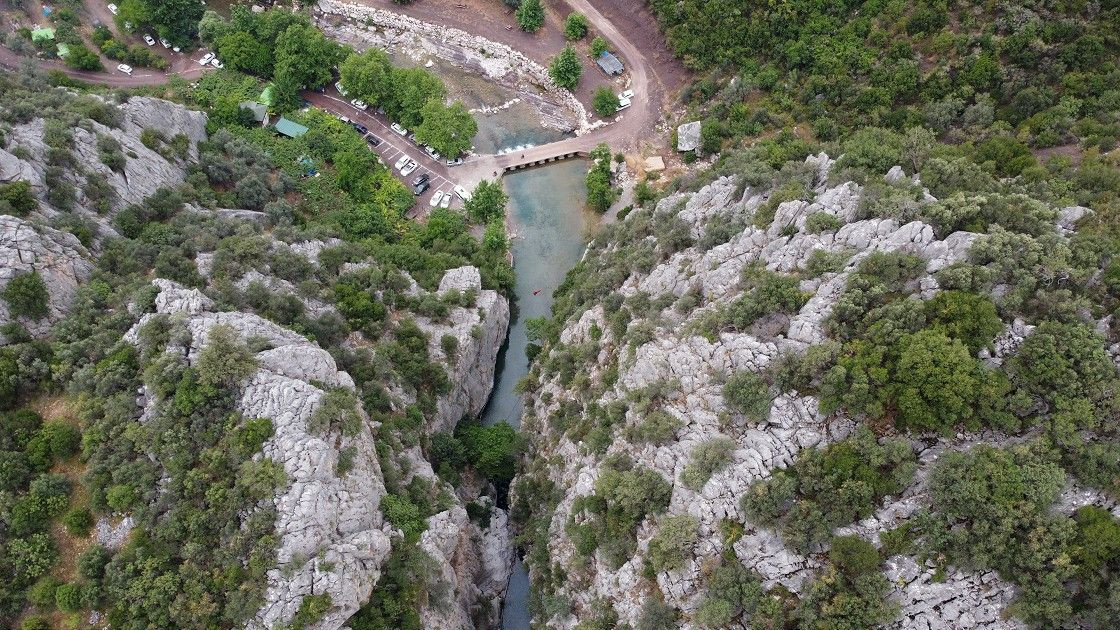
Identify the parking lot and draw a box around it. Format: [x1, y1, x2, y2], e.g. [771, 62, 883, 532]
[308, 92, 465, 216]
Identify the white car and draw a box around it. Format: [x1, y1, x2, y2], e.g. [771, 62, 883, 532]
[336, 115, 351, 124]
[143, 34, 156, 46]
[445, 157, 463, 167]
[350, 99, 368, 111]
[440, 193, 451, 208]
[116, 63, 132, 75]
[620, 89, 634, 100]
[172, 46, 180, 53]
[390, 123, 407, 137]
[335, 81, 348, 97]
[616, 95, 632, 110]
[199, 52, 214, 66]
[400, 160, 418, 176]
[160, 38, 171, 49]
[393, 155, 410, 171]
[429, 191, 444, 207]
[210, 58, 223, 68]
[424, 146, 441, 161]
[106, 3, 118, 14]
[454, 185, 471, 201]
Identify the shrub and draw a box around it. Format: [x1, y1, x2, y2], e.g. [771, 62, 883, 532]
[1005, 321, 1118, 421]
[459, 421, 519, 484]
[646, 514, 699, 572]
[592, 86, 619, 117]
[291, 593, 332, 630]
[625, 410, 682, 445]
[828, 535, 880, 576]
[195, 324, 257, 389]
[681, 436, 736, 489]
[54, 582, 82, 612]
[923, 290, 1002, 353]
[564, 12, 589, 40]
[0, 180, 37, 216]
[549, 46, 583, 90]
[590, 36, 609, 58]
[77, 546, 110, 580]
[804, 212, 842, 233]
[515, 0, 544, 32]
[62, 506, 94, 536]
[722, 371, 771, 421]
[3, 272, 50, 320]
[28, 576, 61, 609]
[309, 388, 362, 437]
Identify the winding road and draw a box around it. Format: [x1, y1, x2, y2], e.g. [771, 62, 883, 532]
[0, 0, 663, 194]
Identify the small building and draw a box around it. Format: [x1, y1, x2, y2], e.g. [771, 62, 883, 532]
[238, 101, 269, 124]
[274, 117, 308, 139]
[596, 51, 624, 76]
[677, 121, 701, 152]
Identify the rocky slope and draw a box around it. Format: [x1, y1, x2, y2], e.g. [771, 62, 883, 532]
[512, 153, 1106, 628]
[0, 214, 93, 341]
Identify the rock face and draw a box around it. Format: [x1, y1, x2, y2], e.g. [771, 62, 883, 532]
[423, 266, 511, 435]
[0, 214, 93, 342]
[125, 279, 394, 630]
[0, 96, 206, 220]
[512, 155, 1063, 627]
[317, 0, 587, 133]
[677, 121, 701, 152]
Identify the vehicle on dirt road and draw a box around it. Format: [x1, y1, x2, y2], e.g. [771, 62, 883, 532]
[335, 81, 348, 97]
[210, 58, 224, 69]
[454, 185, 471, 201]
[413, 180, 430, 196]
[351, 99, 368, 111]
[160, 38, 171, 49]
[116, 63, 132, 75]
[440, 192, 452, 208]
[106, 3, 118, 14]
[143, 34, 156, 46]
[393, 155, 410, 171]
[412, 173, 430, 187]
[353, 123, 368, 135]
[199, 52, 214, 66]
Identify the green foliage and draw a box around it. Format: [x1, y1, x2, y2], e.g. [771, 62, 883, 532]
[381, 494, 427, 540]
[0, 180, 37, 216]
[568, 460, 672, 568]
[195, 324, 257, 389]
[458, 421, 520, 485]
[564, 12, 589, 40]
[743, 427, 915, 552]
[292, 594, 332, 630]
[515, 0, 545, 32]
[923, 290, 1002, 353]
[592, 87, 619, 117]
[722, 371, 771, 421]
[3, 272, 50, 320]
[694, 558, 768, 628]
[590, 36, 609, 59]
[62, 506, 94, 536]
[680, 436, 735, 489]
[310, 388, 362, 437]
[645, 514, 698, 572]
[464, 180, 508, 224]
[54, 582, 82, 612]
[549, 46, 583, 90]
[586, 144, 616, 213]
[1005, 321, 1118, 422]
[804, 212, 842, 234]
[415, 100, 477, 158]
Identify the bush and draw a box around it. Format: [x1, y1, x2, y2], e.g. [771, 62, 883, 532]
[804, 212, 842, 233]
[28, 576, 61, 609]
[828, 535, 880, 576]
[291, 593, 332, 630]
[564, 12, 589, 40]
[459, 421, 519, 484]
[590, 36, 609, 58]
[195, 324, 257, 389]
[3, 272, 50, 320]
[54, 582, 82, 612]
[592, 86, 619, 117]
[646, 514, 699, 572]
[549, 46, 583, 90]
[62, 506, 94, 536]
[0, 180, 37, 216]
[681, 436, 736, 489]
[515, 0, 544, 32]
[722, 371, 771, 421]
[1005, 321, 1118, 421]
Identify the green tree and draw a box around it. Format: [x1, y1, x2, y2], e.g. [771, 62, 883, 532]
[590, 36, 609, 58]
[592, 86, 619, 117]
[549, 45, 583, 90]
[339, 49, 394, 107]
[460, 422, 520, 484]
[217, 31, 272, 77]
[3, 272, 49, 320]
[273, 23, 342, 91]
[924, 290, 1003, 353]
[464, 180, 508, 224]
[646, 514, 698, 572]
[387, 68, 447, 128]
[564, 12, 589, 40]
[893, 330, 983, 432]
[195, 325, 257, 389]
[0, 181, 37, 217]
[515, 0, 545, 32]
[416, 100, 477, 157]
[63, 44, 103, 71]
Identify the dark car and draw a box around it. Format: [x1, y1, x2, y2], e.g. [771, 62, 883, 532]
[412, 173, 430, 187]
[365, 134, 381, 146]
[353, 123, 368, 135]
[413, 180, 430, 196]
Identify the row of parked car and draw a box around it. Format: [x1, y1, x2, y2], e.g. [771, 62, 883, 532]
[335, 81, 466, 167]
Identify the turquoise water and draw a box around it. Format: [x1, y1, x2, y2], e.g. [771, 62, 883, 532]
[481, 159, 593, 430]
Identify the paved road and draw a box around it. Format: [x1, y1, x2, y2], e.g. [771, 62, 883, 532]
[0, 0, 662, 190]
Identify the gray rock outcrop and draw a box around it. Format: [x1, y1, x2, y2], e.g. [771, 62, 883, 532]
[0, 214, 93, 341]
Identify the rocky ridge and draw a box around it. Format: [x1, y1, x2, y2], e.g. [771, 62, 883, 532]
[513, 154, 1098, 628]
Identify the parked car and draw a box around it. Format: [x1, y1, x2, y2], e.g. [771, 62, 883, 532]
[350, 99, 368, 111]
[106, 3, 118, 14]
[440, 192, 452, 208]
[210, 58, 223, 68]
[172, 45, 180, 53]
[620, 89, 634, 100]
[160, 37, 171, 48]
[390, 123, 407, 136]
[336, 115, 351, 124]
[143, 34, 156, 46]
[413, 180, 430, 196]
[393, 156, 410, 171]
[412, 173, 430, 187]
[616, 94, 631, 110]
[365, 134, 381, 146]
[353, 123, 368, 135]
[454, 185, 471, 201]
[445, 156, 464, 167]
[424, 146, 441, 161]
[116, 63, 133, 75]
[429, 191, 444, 207]
[199, 52, 215, 66]
[400, 160, 418, 176]
[334, 81, 348, 97]
[408, 132, 419, 144]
